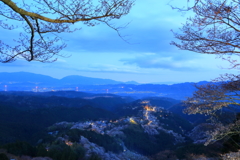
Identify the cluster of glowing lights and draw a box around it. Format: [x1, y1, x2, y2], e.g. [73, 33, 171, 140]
[147, 121, 152, 125]
[145, 111, 149, 120]
[144, 106, 156, 112]
[65, 141, 73, 146]
[141, 101, 149, 104]
[143, 104, 158, 126]
[129, 118, 137, 124]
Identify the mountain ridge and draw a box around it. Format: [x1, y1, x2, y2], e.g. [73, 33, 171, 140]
[0, 72, 139, 85]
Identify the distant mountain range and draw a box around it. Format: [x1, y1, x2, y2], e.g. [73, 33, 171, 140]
[0, 72, 211, 100]
[0, 72, 139, 85]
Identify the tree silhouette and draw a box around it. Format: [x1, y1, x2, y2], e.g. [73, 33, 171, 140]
[0, 0, 134, 62]
[172, 0, 240, 145]
[171, 0, 240, 60]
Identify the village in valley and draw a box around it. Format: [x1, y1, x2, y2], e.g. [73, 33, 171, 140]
[48, 101, 185, 152]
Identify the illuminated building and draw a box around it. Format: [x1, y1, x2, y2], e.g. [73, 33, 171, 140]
[65, 141, 73, 146]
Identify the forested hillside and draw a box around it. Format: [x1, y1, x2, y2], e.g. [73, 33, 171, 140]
[0, 91, 239, 160]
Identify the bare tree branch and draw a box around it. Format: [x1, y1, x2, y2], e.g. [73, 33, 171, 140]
[0, 0, 135, 62]
[172, 0, 240, 145]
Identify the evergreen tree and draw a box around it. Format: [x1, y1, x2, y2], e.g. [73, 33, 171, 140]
[0, 153, 9, 160]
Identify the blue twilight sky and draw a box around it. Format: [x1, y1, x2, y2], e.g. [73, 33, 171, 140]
[0, 0, 238, 84]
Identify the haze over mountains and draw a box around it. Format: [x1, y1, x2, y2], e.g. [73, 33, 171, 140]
[0, 72, 138, 85]
[0, 72, 207, 85]
[0, 72, 209, 99]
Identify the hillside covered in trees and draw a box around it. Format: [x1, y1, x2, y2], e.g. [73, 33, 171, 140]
[0, 91, 239, 160]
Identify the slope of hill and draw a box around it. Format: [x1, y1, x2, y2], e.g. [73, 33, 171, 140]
[0, 91, 133, 112]
[0, 103, 117, 145]
[0, 72, 58, 84]
[142, 97, 180, 109]
[34, 100, 192, 158]
[168, 103, 208, 125]
[0, 91, 232, 160]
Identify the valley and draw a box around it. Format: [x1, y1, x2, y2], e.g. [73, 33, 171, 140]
[0, 90, 236, 160]
[0, 72, 239, 160]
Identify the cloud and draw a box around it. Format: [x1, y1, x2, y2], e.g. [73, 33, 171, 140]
[43, 62, 143, 74]
[120, 52, 203, 71]
[60, 1, 187, 54]
[0, 59, 35, 67]
[83, 64, 143, 73]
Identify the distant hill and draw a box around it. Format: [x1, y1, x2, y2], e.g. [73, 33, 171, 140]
[0, 91, 132, 111]
[0, 72, 139, 85]
[0, 72, 58, 84]
[60, 75, 123, 85]
[142, 97, 180, 109]
[0, 103, 116, 145]
[168, 103, 208, 125]
[0, 72, 211, 100]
